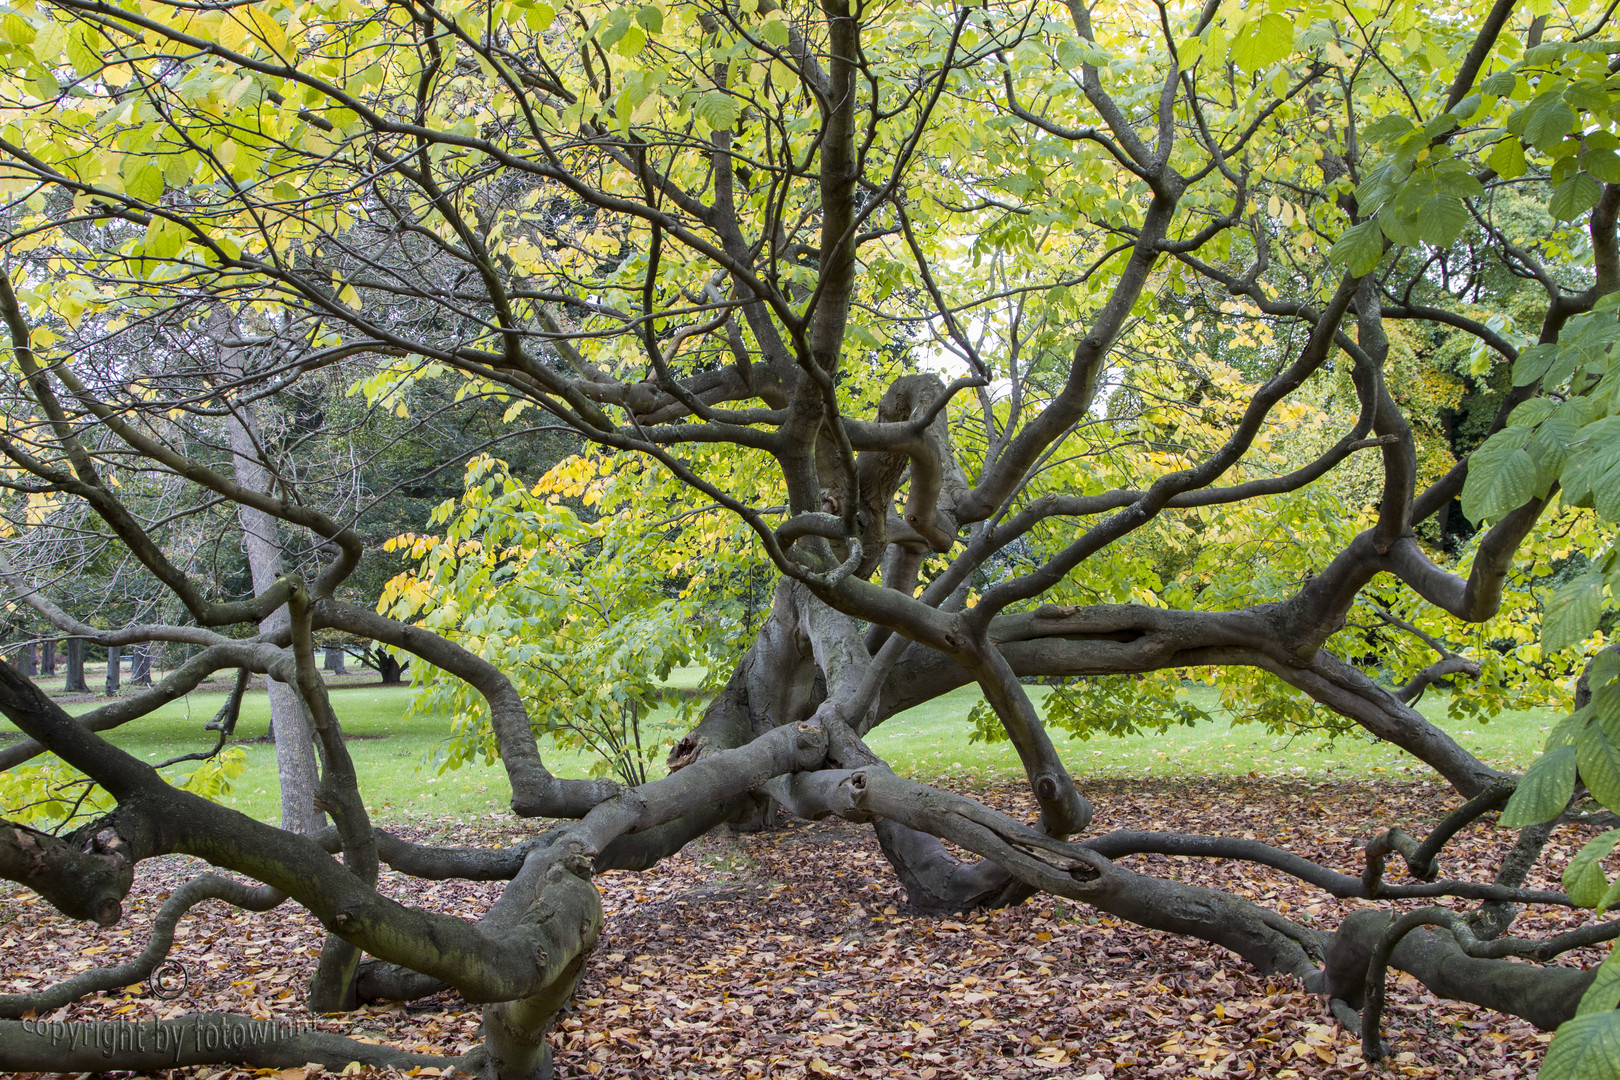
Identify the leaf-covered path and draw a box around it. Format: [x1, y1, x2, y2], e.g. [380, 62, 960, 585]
[3, 778, 1591, 1079]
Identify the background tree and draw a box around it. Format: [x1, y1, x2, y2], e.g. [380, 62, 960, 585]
[0, 1, 1617, 1078]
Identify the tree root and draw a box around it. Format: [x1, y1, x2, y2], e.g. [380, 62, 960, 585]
[1313, 909, 1596, 1036]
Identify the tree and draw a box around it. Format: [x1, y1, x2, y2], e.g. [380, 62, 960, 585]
[0, 1, 1619, 1078]
[60, 637, 85, 693]
[128, 643, 151, 685]
[387, 454, 739, 787]
[219, 324, 326, 835]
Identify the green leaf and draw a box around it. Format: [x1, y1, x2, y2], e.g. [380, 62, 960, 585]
[1599, 677, 1620, 734]
[1481, 70, 1517, 97]
[1500, 744, 1577, 827]
[1562, 418, 1620, 511]
[1, 13, 35, 45]
[1460, 430, 1538, 522]
[524, 3, 555, 31]
[1355, 169, 1399, 214]
[1597, 874, 1620, 915]
[1546, 575, 1606, 654]
[30, 66, 58, 100]
[1598, 465, 1620, 524]
[1578, 945, 1620, 1012]
[1587, 149, 1620, 184]
[65, 26, 99, 75]
[143, 216, 184, 259]
[1433, 161, 1485, 198]
[1422, 114, 1460, 140]
[1581, 719, 1620, 811]
[1568, 78, 1613, 112]
[596, 9, 631, 49]
[1417, 193, 1469, 247]
[693, 90, 742, 131]
[760, 16, 788, 48]
[1526, 99, 1577, 150]
[1230, 13, 1292, 71]
[1489, 137, 1527, 180]
[1330, 220, 1384, 275]
[124, 161, 164, 204]
[1552, 172, 1604, 221]
[1543, 1009, 1620, 1079]
[1379, 209, 1421, 248]
[1511, 342, 1556, 385]
[1361, 114, 1414, 144]
[1565, 830, 1620, 907]
[1550, 708, 1594, 750]
[635, 4, 663, 32]
[1529, 409, 1586, 476]
[1450, 93, 1483, 122]
[33, 21, 64, 59]
[1595, 654, 1620, 701]
[1509, 398, 1557, 427]
[162, 152, 193, 188]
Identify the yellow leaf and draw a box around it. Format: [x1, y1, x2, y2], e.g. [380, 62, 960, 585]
[33, 21, 64, 59]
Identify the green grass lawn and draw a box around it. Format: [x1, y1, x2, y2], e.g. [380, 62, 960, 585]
[0, 667, 1559, 825]
[867, 682, 1552, 786]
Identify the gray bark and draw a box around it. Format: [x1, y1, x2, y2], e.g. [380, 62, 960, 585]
[62, 637, 86, 692]
[130, 643, 151, 686]
[1316, 909, 1594, 1030]
[221, 341, 323, 836]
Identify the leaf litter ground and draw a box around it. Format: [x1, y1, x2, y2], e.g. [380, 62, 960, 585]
[1, 777, 1600, 1080]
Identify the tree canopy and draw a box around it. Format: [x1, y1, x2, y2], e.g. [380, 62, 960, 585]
[0, 0, 1619, 1075]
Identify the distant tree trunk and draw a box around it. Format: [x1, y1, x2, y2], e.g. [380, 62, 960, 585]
[220, 327, 324, 837]
[16, 642, 34, 678]
[375, 650, 406, 685]
[104, 645, 120, 695]
[324, 645, 347, 675]
[62, 638, 86, 692]
[130, 645, 152, 686]
[217, 326, 350, 1011]
[39, 639, 54, 676]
